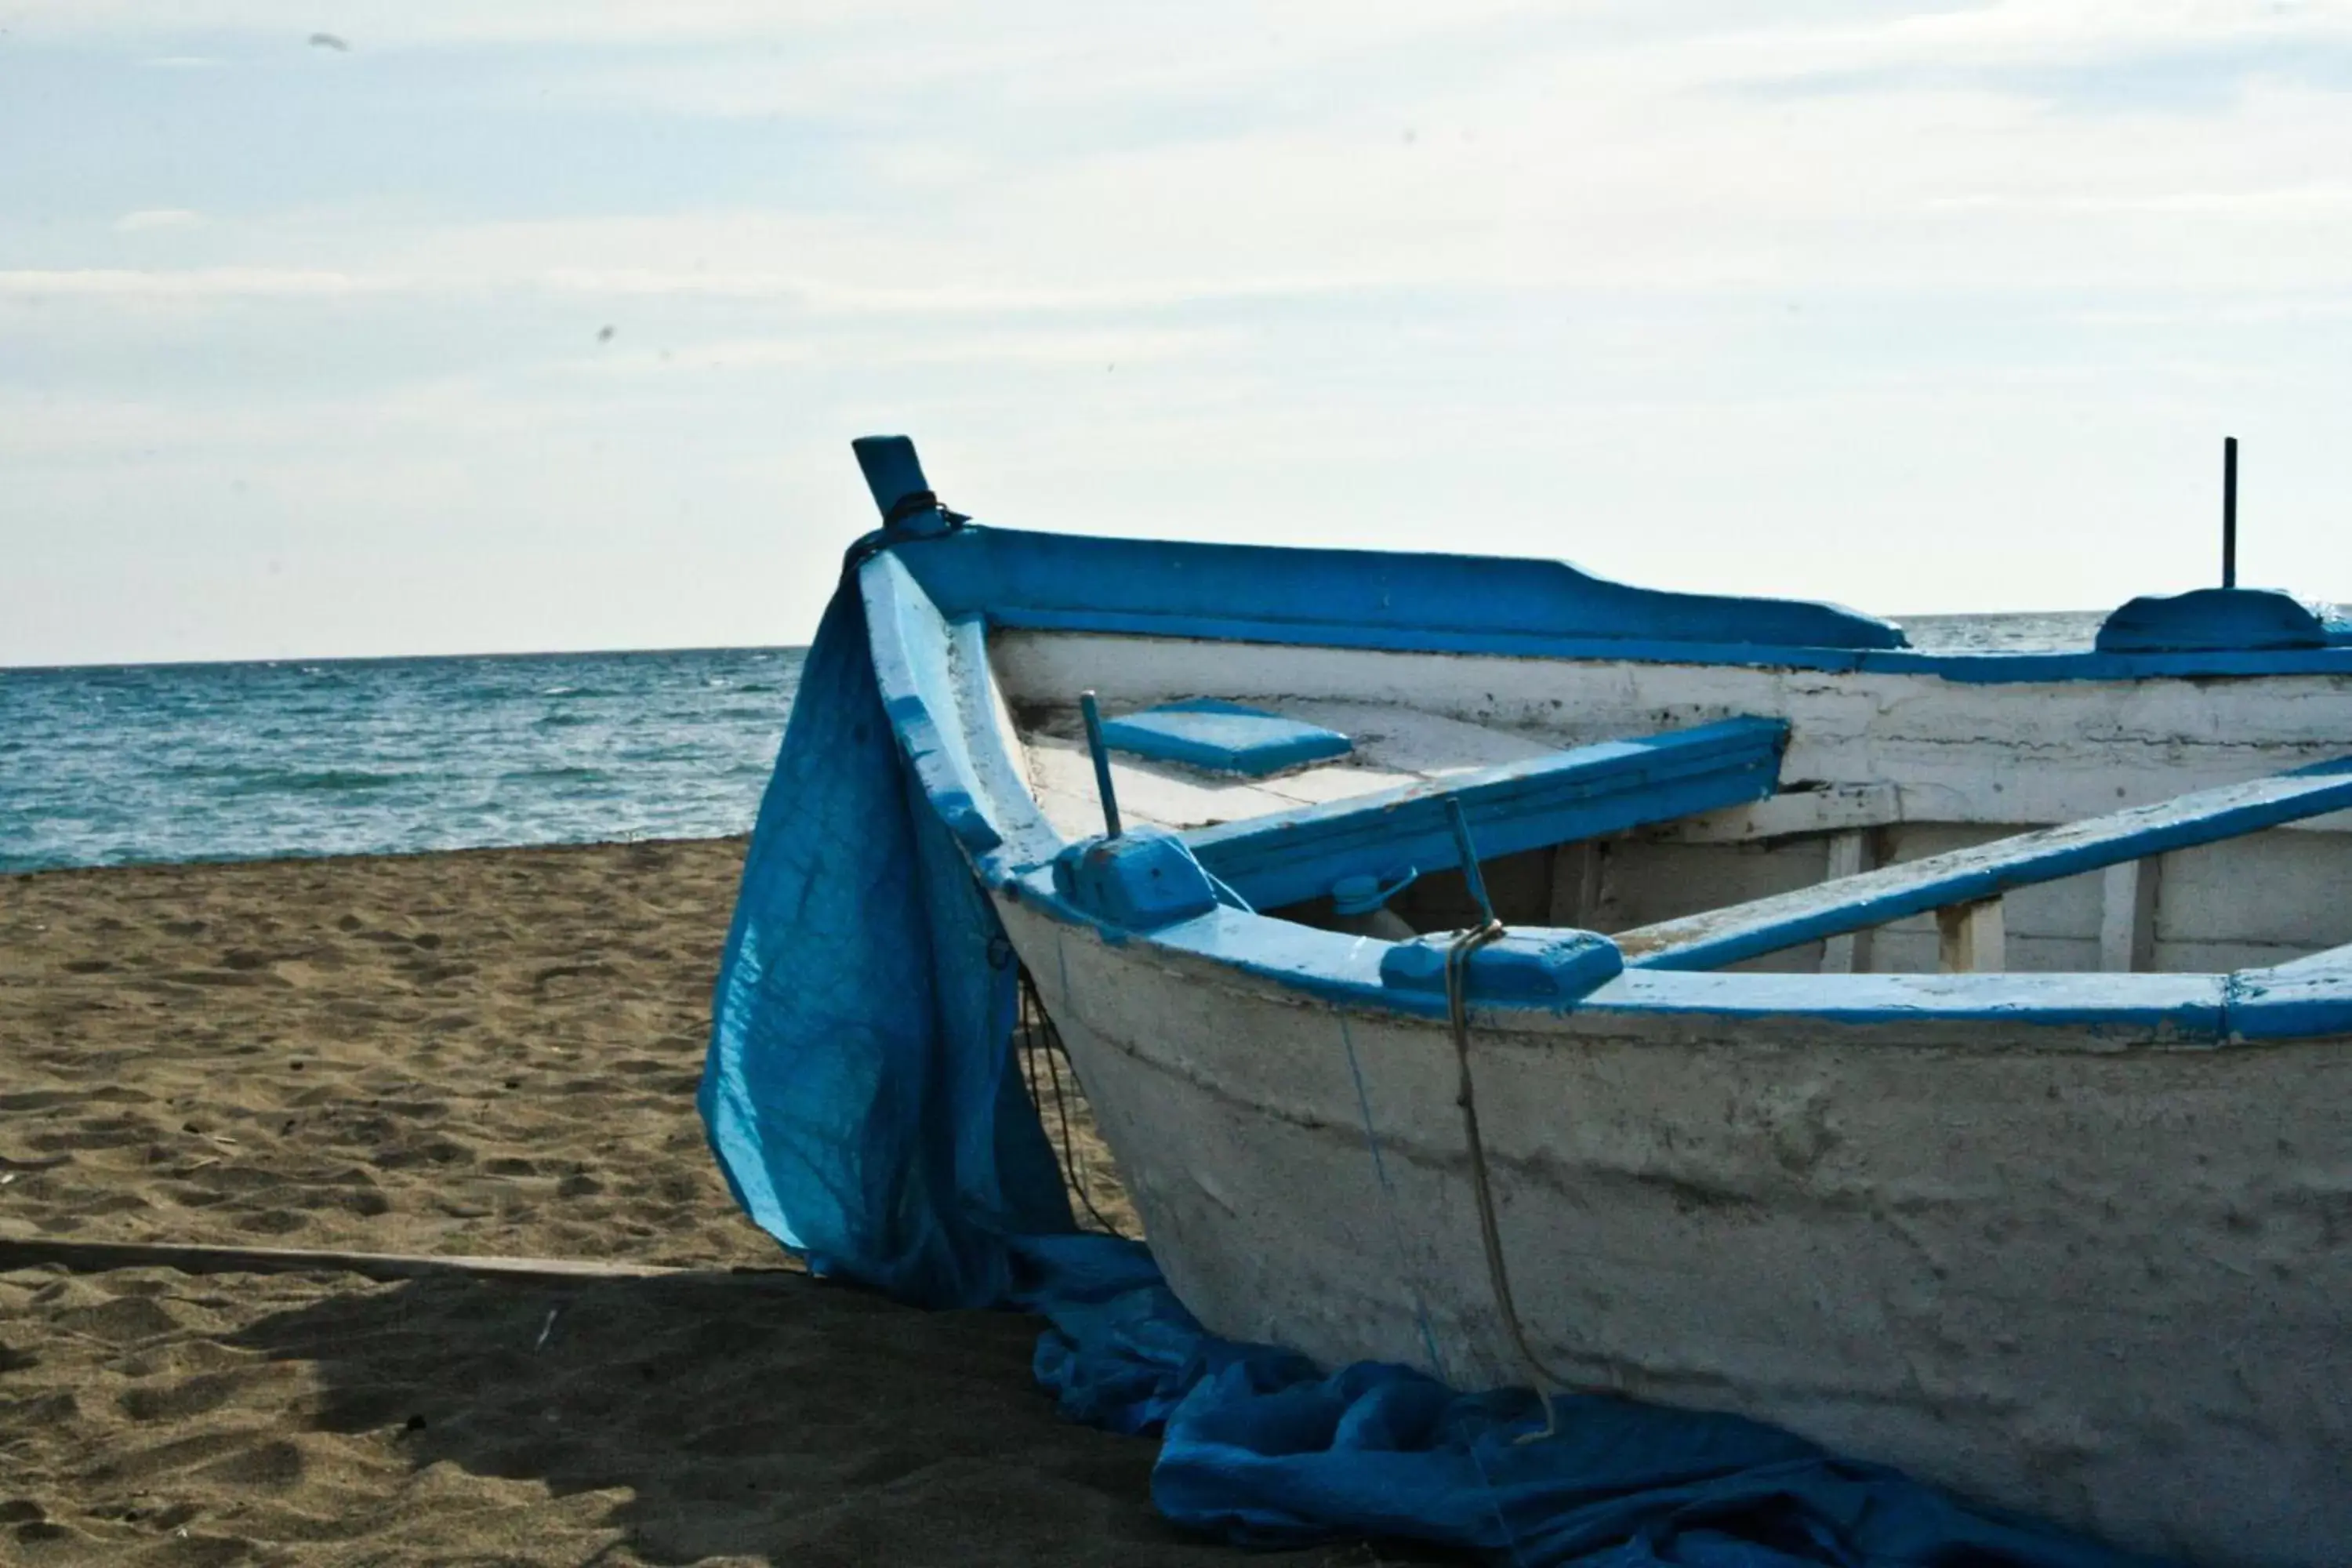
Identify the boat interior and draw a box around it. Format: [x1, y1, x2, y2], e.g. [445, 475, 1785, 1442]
[843, 434, 2352, 990]
[986, 631, 2352, 978]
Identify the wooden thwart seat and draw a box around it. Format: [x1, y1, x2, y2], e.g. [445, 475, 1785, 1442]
[2227, 938, 2352, 1038]
[1185, 717, 1789, 913]
[1616, 758, 2352, 972]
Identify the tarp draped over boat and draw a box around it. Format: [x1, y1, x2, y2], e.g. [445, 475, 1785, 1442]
[699, 567, 2167, 1568]
[699, 578, 1074, 1308]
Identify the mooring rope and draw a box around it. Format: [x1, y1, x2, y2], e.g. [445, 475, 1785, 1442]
[1336, 1012, 1536, 1567]
[1444, 916, 1602, 1441]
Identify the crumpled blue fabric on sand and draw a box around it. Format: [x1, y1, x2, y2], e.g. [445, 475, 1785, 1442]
[702, 570, 2173, 1568]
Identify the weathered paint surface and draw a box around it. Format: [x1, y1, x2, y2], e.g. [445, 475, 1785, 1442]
[993, 629, 2352, 978]
[993, 630, 2352, 834]
[1004, 898, 2352, 1568]
[884, 519, 2352, 679]
[1594, 824, 2352, 978]
[1614, 759, 2352, 971]
[857, 546, 2352, 1567]
[1098, 699, 1354, 775]
[1185, 717, 1787, 913]
[2097, 586, 2352, 653]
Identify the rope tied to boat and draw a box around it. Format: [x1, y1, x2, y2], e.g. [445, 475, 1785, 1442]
[840, 489, 971, 572]
[1017, 964, 1125, 1237]
[881, 488, 969, 530]
[1444, 914, 1605, 1442]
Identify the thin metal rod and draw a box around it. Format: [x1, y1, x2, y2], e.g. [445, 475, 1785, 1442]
[1078, 690, 1123, 839]
[1443, 796, 1496, 926]
[2223, 436, 2238, 590]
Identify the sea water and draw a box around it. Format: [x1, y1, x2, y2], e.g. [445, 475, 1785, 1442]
[0, 648, 804, 874]
[0, 614, 2103, 877]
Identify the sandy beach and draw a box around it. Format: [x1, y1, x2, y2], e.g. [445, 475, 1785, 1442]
[0, 840, 1364, 1566]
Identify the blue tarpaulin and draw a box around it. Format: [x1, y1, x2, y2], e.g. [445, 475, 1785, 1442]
[700, 565, 2169, 1567]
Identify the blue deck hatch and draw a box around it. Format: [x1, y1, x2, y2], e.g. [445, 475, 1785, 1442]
[1098, 699, 1353, 776]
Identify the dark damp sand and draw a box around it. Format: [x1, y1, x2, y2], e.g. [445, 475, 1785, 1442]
[0, 840, 1392, 1566]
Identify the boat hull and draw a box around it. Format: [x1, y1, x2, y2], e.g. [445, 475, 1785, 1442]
[1003, 897, 2352, 1568]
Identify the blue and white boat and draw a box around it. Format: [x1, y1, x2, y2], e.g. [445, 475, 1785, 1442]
[743, 436, 2352, 1567]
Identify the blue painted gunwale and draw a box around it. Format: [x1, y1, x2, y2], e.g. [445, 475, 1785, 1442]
[886, 525, 2352, 684]
[856, 541, 2352, 1044]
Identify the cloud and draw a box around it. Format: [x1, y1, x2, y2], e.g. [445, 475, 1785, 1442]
[1925, 187, 2352, 215]
[6, 0, 985, 46]
[1687, 0, 2352, 83]
[111, 209, 204, 233]
[0, 267, 390, 297]
[5, 0, 1557, 49]
[24, 4, 2352, 300]
[0, 262, 1374, 314]
[10, 0, 2352, 663]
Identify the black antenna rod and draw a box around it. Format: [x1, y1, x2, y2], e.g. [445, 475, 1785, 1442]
[2222, 436, 2238, 590]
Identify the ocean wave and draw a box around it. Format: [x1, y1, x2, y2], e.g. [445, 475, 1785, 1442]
[497, 765, 610, 783]
[5, 648, 788, 871]
[226, 768, 416, 796]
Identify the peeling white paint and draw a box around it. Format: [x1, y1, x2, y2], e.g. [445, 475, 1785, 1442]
[1009, 901, 2352, 1568]
[982, 625, 2352, 1566]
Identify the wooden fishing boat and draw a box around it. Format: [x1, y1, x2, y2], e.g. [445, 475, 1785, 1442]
[848, 435, 2352, 1567]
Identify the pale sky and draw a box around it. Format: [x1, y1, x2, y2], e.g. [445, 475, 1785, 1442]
[5, 2, 2351, 666]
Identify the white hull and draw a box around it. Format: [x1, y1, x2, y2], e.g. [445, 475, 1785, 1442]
[1007, 899, 2352, 1567]
[835, 447, 2352, 1567]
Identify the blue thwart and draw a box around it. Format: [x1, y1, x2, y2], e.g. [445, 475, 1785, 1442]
[1099, 699, 1355, 777]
